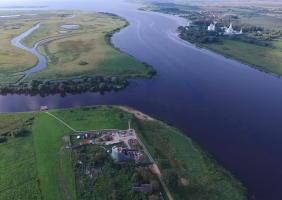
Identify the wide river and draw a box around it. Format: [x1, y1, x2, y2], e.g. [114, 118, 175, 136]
[1, 0, 282, 199]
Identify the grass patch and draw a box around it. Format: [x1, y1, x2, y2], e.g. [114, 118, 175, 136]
[49, 106, 130, 131]
[0, 74, 24, 84]
[200, 39, 282, 76]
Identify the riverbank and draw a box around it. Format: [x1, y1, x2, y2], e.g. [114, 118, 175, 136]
[0, 105, 247, 200]
[142, 1, 282, 77]
[180, 35, 282, 78]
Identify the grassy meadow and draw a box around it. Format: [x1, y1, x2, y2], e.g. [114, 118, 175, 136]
[0, 74, 24, 84]
[0, 10, 153, 84]
[200, 39, 282, 76]
[21, 10, 152, 82]
[0, 106, 246, 200]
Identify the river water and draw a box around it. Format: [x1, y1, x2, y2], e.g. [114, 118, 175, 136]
[1, 0, 282, 199]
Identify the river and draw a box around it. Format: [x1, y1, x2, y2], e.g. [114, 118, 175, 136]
[1, 0, 282, 199]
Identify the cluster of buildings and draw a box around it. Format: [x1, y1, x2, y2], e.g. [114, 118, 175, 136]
[111, 145, 142, 163]
[207, 23, 243, 35]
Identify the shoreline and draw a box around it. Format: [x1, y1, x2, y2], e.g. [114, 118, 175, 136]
[178, 33, 282, 78]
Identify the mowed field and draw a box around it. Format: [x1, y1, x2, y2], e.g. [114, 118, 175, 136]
[0, 106, 246, 200]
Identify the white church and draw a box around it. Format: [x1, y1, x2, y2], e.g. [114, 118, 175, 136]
[207, 23, 216, 31]
[221, 23, 242, 35]
[207, 23, 243, 35]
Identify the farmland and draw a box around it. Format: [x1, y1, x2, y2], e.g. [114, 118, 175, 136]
[0, 10, 155, 84]
[0, 105, 246, 200]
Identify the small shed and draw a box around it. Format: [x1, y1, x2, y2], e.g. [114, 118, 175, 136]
[133, 184, 153, 194]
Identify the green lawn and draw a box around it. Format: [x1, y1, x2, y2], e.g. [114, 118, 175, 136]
[49, 106, 130, 131]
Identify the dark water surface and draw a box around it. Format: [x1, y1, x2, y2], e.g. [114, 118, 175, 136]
[1, 0, 282, 199]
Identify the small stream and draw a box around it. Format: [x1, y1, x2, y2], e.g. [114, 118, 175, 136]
[10, 23, 51, 83]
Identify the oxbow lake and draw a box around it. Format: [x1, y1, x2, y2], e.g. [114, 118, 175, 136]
[1, 0, 282, 199]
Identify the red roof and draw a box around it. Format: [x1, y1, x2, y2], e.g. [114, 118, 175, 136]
[40, 106, 48, 110]
[80, 141, 90, 145]
[90, 134, 95, 138]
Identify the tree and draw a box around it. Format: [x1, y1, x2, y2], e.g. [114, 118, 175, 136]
[43, 81, 50, 85]
[113, 77, 121, 84]
[162, 169, 178, 187]
[117, 112, 124, 119]
[131, 172, 142, 186]
[10, 128, 26, 137]
[104, 76, 112, 83]
[38, 84, 45, 91]
[83, 77, 88, 83]
[111, 190, 120, 200]
[99, 83, 105, 90]
[0, 136, 7, 143]
[150, 180, 160, 192]
[29, 80, 37, 87]
[109, 179, 116, 189]
[149, 194, 160, 200]
[131, 113, 137, 124]
[94, 153, 105, 163]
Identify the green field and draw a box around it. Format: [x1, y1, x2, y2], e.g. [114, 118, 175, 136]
[0, 106, 246, 200]
[200, 39, 282, 76]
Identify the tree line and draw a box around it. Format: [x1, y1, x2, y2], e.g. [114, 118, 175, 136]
[178, 26, 219, 44]
[0, 76, 129, 93]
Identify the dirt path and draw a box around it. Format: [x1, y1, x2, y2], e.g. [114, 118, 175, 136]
[117, 106, 154, 121]
[150, 164, 174, 200]
[134, 130, 173, 200]
[45, 111, 76, 131]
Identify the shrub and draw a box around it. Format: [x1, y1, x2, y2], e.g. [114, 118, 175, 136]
[10, 128, 26, 137]
[162, 169, 178, 187]
[0, 136, 7, 143]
